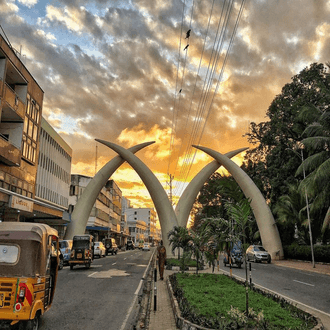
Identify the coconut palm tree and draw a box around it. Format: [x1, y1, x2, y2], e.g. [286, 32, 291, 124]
[167, 226, 192, 271]
[296, 104, 330, 238]
[189, 229, 207, 274]
[273, 181, 311, 244]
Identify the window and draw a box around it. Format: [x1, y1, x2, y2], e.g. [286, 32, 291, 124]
[0, 244, 20, 264]
[22, 94, 40, 164]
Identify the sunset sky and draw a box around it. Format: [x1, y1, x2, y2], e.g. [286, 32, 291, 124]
[1, 0, 330, 209]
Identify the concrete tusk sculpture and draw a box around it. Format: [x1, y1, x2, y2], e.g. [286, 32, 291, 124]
[175, 147, 248, 227]
[64, 138, 283, 261]
[96, 139, 178, 255]
[64, 141, 155, 240]
[192, 145, 284, 259]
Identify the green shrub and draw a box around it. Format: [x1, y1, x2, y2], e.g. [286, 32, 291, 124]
[166, 257, 204, 270]
[284, 244, 330, 263]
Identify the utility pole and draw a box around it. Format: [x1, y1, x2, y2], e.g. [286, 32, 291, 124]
[167, 174, 174, 205]
[95, 144, 98, 176]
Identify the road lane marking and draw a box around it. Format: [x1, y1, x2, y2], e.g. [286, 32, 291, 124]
[88, 269, 130, 278]
[112, 262, 117, 265]
[124, 258, 127, 260]
[293, 280, 314, 287]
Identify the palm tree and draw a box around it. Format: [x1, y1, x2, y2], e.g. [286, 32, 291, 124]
[296, 104, 330, 238]
[167, 226, 192, 272]
[189, 229, 207, 274]
[225, 198, 252, 246]
[273, 181, 310, 245]
[197, 217, 234, 271]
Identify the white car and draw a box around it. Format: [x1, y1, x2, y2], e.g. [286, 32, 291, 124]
[142, 243, 150, 251]
[94, 242, 106, 257]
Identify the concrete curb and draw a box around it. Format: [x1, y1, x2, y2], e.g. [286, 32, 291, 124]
[166, 272, 325, 330]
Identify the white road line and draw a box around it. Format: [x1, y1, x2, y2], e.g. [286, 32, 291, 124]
[293, 280, 314, 287]
[124, 258, 127, 260]
[88, 272, 97, 277]
[112, 262, 116, 265]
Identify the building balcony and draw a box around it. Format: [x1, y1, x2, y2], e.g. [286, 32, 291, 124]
[2, 83, 25, 120]
[0, 135, 21, 166]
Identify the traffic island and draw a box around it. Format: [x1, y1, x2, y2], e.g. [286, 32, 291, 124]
[167, 273, 324, 330]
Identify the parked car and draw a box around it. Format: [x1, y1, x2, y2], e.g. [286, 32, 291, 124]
[126, 240, 135, 250]
[102, 238, 118, 255]
[246, 245, 271, 263]
[142, 243, 150, 251]
[59, 239, 73, 265]
[94, 242, 106, 258]
[223, 242, 243, 268]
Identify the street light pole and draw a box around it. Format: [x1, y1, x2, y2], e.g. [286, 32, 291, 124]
[300, 149, 315, 268]
[287, 147, 315, 268]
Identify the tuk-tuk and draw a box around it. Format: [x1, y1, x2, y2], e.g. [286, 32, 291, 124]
[69, 235, 94, 270]
[0, 222, 60, 330]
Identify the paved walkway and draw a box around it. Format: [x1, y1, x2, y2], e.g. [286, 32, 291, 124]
[147, 260, 330, 330]
[149, 270, 177, 330]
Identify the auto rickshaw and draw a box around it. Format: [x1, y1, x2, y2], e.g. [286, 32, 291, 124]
[0, 222, 60, 330]
[69, 235, 94, 270]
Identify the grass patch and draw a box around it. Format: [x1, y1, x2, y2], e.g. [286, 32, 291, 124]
[170, 273, 317, 329]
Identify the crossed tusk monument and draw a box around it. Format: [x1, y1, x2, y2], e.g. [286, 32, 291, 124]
[64, 141, 283, 260]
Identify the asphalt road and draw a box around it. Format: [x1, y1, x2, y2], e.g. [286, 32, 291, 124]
[218, 259, 330, 316]
[38, 248, 153, 330]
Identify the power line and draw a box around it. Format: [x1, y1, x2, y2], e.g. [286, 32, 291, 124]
[174, 0, 246, 198]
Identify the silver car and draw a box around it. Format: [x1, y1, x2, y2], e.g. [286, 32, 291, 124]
[246, 245, 271, 263]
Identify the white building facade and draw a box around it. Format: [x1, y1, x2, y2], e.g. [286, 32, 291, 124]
[125, 207, 160, 245]
[35, 117, 72, 237]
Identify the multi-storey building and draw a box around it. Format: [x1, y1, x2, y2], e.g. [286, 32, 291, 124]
[127, 219, 148, 245]
[0, 33, 70, 225]
[125, 207, 160, 245]
[35, 117, 72, 237]
[120, 196, 131, 245]
[69, 175, 124, 245]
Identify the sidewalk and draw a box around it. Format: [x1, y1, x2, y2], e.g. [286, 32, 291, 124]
[148, 269, 176, 330]
[147, 260, 330, 330]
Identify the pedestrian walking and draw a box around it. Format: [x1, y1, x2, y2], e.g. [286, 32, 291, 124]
[157, 240, 167, 280]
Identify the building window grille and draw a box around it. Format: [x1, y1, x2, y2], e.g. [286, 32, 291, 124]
[22, 94, 40, 164]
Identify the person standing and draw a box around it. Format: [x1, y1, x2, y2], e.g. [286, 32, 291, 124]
[157, 240, 167, 280]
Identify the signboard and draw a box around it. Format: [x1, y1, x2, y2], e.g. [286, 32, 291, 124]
[9, 195, 33, 213]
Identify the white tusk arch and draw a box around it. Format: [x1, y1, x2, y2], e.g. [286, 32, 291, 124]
[193, 145, 283, 259]
[96, 139, 178, 255]
[175, 147, 248, 227]
[64, 141, 155, 239]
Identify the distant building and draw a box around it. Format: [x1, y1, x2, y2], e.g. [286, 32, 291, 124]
[128, 219, 148, 245]
[69, 175, 125, 245]
[34, 117, 72, 237]
[0, 32, 70, 226]
[125, 207, 160, 245]
[120, 197, 131, 245]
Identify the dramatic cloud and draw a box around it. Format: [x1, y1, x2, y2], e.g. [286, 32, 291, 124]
[1, 0, 330, 208]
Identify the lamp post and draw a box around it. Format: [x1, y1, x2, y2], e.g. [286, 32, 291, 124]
[287, 146, 315, 268]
